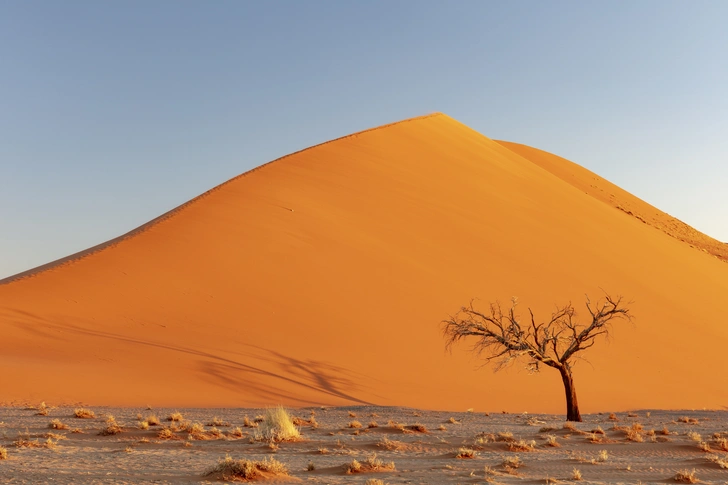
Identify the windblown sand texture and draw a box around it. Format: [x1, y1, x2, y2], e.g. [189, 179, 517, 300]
[1, 113, 727, 412]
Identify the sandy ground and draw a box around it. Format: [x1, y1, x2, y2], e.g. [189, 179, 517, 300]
[1, 405, 727, 484]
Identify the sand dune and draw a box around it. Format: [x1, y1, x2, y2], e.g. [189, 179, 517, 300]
[1, 113, 726, 412]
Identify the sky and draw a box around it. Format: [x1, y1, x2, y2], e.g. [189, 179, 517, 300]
[1, 1, 727, 278]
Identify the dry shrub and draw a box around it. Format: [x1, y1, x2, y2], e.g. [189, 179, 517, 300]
[456, 447, 476, 458]
[167, 411, 184, 422]
[545, 435, 560, 447]
[626, 424, 644, 442]
[563, 422, 578, 432]
[0, 447, 7, 460]
[74, 408, 95, 419]
[714, 437, 728, 452]
[508, 439, 536, 452]
[588, 432, 603, 444]
[243, 416, 258, 428]
[660, 426, 671, 435]
[48, 419, 69, 430]
[387, 420, 405, 431]
[597, 450, 609, 462]
[608, 413, 618, 421]
[572, 468, 582, 480]
[348, 420, 362, 429]
[497, 431, 515, 442]
[406, 423, 427, 433]
[707, 454, 728, 469]
[34, 402, 49, 416]
[207, 417, 229, 427]
[14, 432, 57, 449]
[447, 417, 460, 424]
[157, 427, 175, 440]
[146, 415, 161, 426]
[99, 416, 123, 436]
[368, 421, 379, 429]
[674, 469, 697, 483]
[257, 406, 300, 442]
[205, 454, 289, 481]
[229, 426, 244, 438]
[687, 431, 702, 442]
[539, 426, 557, 433]
[502, 455, 522, 471]
[377, 437, 405, 451]
[345, 454, 395, 473]
[591, 425, 605, 435]
[698, 441, 711, 452]
[138, 421, 149, 430]
[678, 416, 698, 424]
[70, 428, 83, 434]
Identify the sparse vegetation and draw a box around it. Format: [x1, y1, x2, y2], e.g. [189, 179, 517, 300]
[48, 419, 69, 430]
[345, 454, 395, 473]
[0, 447, 7, 460]
[546, 435, 560, 447]
[205, 454, 289, 480]
[456, 447, 477, 458]
[508, 439, 536, 452]
[348, 420, 362, 429]
[257, 406, 300, 442]
[73, 408, 95, 419]
[572, 468, 582, 480]
[98, 416, 123, 436]
[674, 469, 697, 483]
[167, 411, 184, 422]
[378, 437, 405, 451]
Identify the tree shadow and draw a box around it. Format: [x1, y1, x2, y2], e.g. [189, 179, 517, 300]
[1, 308, 375, 406]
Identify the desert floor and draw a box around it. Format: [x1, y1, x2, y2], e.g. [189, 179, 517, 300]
[1, 405, 727, 484]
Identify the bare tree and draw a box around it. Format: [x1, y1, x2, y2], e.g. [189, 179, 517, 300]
[443, 294, 631, 421]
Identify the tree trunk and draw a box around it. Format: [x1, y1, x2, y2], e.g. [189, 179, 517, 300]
[559, 366, 582, 422]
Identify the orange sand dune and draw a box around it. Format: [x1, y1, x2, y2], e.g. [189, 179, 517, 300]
[1, 113, 726, 412]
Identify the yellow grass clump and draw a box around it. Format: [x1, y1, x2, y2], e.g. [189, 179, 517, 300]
[205, 454, 289, 481]
[74, 408, 95, 419]
[348, 420, 362, 429]
[0, 447, 7, 460]
[167, 411, 184, 422]
[48, 419, 69, 430]
[508, 439, 536, 452]
[99, 416, 123, 436]
[344, 454, 395, 474]
[545, 435, 560, 447]
[456, 447, 477, 459]
[257, 406, 300, 442]
[674, 469, 697, 483]
[572, 468, 582, 480]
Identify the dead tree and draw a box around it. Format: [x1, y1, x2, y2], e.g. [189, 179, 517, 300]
[443, 294, 631, 421]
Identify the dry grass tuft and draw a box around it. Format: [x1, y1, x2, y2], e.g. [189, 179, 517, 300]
[502, 455, 522, 471]
[345, 454, 395, 473]
[563, 422, 578, 432]
[698, 441, 711, 452]
[257, 406, 300, 442]
[243, 416, 258, 428]
[138, 421, 149, 430]
[205, 454, 289, 480]
[447, 417, 460, 424]
[597, 450, 609, 462]
[608, 413, 618, 421]
[508, 439, 536, 452]
[674, 469, 697, 483]
[206, 417, 229, 427]
[572, 468, 582, 480]
[348, 420, 362, 429]
[0, 447, 7, 460]
[456, 447, 477, 459]
[678, 416, 699, 424]
[145, 415, 160, 426]
[687, 431, 702, 442]
[707, 454, 728, 468]
[368, 421, 379, 429]
[229, 426, 245, 438]
[545, 435, 560, 447]
[34, 402, 50, 416]
[48, 419, 69, 430]
[157, 427, 175, 440]
[377, 437, 405, 451]
[73, 408, 95, 419]
[167, 411, 184, 422]
[714, 437, 728, 452]
[99, 416, 123, 436]
[406, 423, 428, 433]
[14, 432, 57, 449]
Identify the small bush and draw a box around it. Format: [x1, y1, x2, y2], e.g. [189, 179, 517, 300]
[545, 435, 560, 447]
[257, 406, 300, 442]
[0, 447, 7, 460]
[456, 447, 476, 458]
[74, 408, 95, 419]
[674, 469, 697, 483]
[48, 419, 69, 430]
[98, 416, 123, 436]
[508, 439, 536, 452]
[167, 412, 184, 422]
[344, 454, 395, 473]
[348, 420, 362, 429]
[572, 468, 582, 480]
[205, 454, 289, 480]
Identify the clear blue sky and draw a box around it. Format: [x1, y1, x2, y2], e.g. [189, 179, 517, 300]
[2, 1, 727, 278]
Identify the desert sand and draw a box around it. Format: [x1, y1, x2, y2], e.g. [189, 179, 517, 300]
[1, 405, 727, 484]
[1, 113, 727, 413]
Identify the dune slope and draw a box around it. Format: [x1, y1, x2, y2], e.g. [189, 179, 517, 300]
[1, 113, 726, 412]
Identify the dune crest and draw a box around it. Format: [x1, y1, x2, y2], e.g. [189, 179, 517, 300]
[1, 113, 726, 412]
